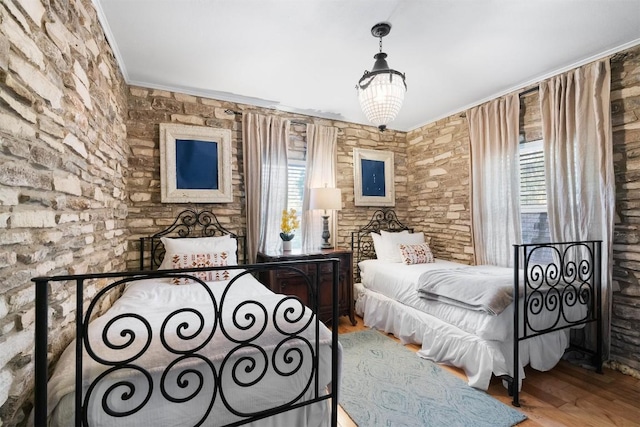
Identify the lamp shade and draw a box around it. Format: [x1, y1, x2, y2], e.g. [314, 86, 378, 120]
[309, 187, 342, 211]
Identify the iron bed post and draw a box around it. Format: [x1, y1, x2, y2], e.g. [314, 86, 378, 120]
[75, 278, 84, 426]
[34, 278, 49, 427]
[331, 258, 339, 427]
[139, 237, 144, 270]
[595, 241, 603, 373]
[512, 244, 521, 407]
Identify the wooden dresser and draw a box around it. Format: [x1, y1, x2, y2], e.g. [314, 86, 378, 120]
[256, 248, 355, 325]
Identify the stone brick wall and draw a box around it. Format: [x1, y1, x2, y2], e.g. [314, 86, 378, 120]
[610, 47, 640, 373]
[405, 116, 474, 263]
[0, 0, 128, 424]
[124, 87, 408, 268]
[335, 124, 408, 249]
[125, 87, 245, 268]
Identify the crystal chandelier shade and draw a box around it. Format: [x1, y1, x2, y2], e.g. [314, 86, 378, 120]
[356, 23, 407, 131]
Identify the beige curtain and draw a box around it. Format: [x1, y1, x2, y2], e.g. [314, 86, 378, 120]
[467, 93, 521, 267]
[540, 59, 614, 359]
[301, 124, 338, 252]
[242, 113, 290, 262]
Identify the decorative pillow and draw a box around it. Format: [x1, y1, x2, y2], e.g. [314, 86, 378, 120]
[169, 252, 230, 285]
[398, 243, 434, 265]
[379, 231, 426, 262]
[159, 235, 238, 270]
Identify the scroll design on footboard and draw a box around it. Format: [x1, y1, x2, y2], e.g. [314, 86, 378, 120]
[509, 240, 602, 407]
[33, 262, 338, 426]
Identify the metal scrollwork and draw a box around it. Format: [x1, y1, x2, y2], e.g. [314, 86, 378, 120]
[522, 241, 597, 334]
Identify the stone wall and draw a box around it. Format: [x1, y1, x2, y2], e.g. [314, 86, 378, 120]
[335, 125, 408, 249]
[610, 47, 640, 372]
[405, 115, 473, 263]
[0, 0, 128, 424]
[124, 87, 408, 268]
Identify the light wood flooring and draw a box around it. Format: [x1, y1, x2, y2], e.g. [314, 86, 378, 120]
[335, 316, 640, 427]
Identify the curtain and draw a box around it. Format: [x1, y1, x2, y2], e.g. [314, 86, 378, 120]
[242, 112, 290, 262]
[540, 59, 614, 359]
[301, 124, 338, 252]
[467, 93, 521, 267]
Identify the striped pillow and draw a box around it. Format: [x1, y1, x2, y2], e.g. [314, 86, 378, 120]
[398, 243, 434, 265]
[170, 252, 230, 284]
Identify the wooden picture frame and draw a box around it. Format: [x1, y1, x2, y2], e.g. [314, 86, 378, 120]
[160, 123, 232, 203]
[353, 148, 395, 207]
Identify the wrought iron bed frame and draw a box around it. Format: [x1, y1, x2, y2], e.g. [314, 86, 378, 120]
[351, 208, 603, 406]
[33, 209, 339, 426]
[138, 209, 248, 270]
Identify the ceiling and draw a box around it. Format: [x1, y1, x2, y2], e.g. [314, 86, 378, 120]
[93, 0, 640, 132]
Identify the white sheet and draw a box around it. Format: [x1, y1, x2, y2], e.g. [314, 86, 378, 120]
[359, 259, 586, 341]
[47, 272, 338, 427]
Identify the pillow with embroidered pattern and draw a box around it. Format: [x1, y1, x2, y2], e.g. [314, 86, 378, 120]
[170, 252, 230, 284]
[159, 236, 238, 270]
[398, 243, 434, 265]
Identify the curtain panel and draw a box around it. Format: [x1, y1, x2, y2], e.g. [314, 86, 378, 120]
[301, 124, 338, 252]
[467, 93, 522, 267]
[242, 113, 290, 262]
[540, 59, 615, 359]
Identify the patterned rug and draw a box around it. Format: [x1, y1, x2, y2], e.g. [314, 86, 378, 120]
[339, 330, 527, 427]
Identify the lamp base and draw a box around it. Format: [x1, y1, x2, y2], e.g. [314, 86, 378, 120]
[320, 215, 332, 249]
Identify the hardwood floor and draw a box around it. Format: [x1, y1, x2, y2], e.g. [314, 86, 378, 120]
[335, 316, 640, 427]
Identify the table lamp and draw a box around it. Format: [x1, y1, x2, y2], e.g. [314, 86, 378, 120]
[309, 187, 342, 249]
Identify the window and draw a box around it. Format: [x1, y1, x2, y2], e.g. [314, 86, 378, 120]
[519, 140, 550, 244]
[287, 160, 306, 250]
[519, 140, 553, 264]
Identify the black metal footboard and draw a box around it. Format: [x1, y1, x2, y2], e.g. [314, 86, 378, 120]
[510, 240, 602, 406]
[33, 260, 340, 426]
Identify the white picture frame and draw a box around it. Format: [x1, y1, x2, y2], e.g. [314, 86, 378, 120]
[353, 148, 395, 207]
[160, 123, 233, 203]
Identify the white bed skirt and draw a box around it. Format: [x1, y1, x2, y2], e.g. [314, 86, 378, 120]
[354, 282, 570, 390]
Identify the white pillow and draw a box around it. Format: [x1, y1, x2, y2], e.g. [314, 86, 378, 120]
[370, 232, 386, 259]
[379, 230, 425, 262]
[159, 235, 238, 270]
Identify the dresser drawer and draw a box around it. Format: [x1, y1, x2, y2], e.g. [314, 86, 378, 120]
[256, 249, 354, 325]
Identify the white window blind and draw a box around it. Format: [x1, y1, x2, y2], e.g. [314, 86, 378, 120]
[519, 140, 546, 214]
[287, 160, 306, 249]
[519, 139, 551, 251]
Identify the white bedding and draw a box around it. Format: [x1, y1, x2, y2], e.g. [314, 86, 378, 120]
[356, 258, 586, 390]
[47, 272, 338, 427]
[359, 259, 586, 341]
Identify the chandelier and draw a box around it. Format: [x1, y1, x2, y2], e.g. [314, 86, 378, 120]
[357, 22, 407, 132]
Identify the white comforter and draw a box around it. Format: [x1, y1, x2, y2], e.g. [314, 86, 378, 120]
[47, 272, 336, 427]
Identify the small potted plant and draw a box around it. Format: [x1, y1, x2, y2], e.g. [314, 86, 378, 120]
[280, 208, 300, 251]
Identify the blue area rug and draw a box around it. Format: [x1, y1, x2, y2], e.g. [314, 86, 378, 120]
[339, 330, 526, 427]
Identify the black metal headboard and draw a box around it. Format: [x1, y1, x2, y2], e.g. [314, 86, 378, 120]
[350, 209, 411, 280]
[139, 209, 246, 270]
